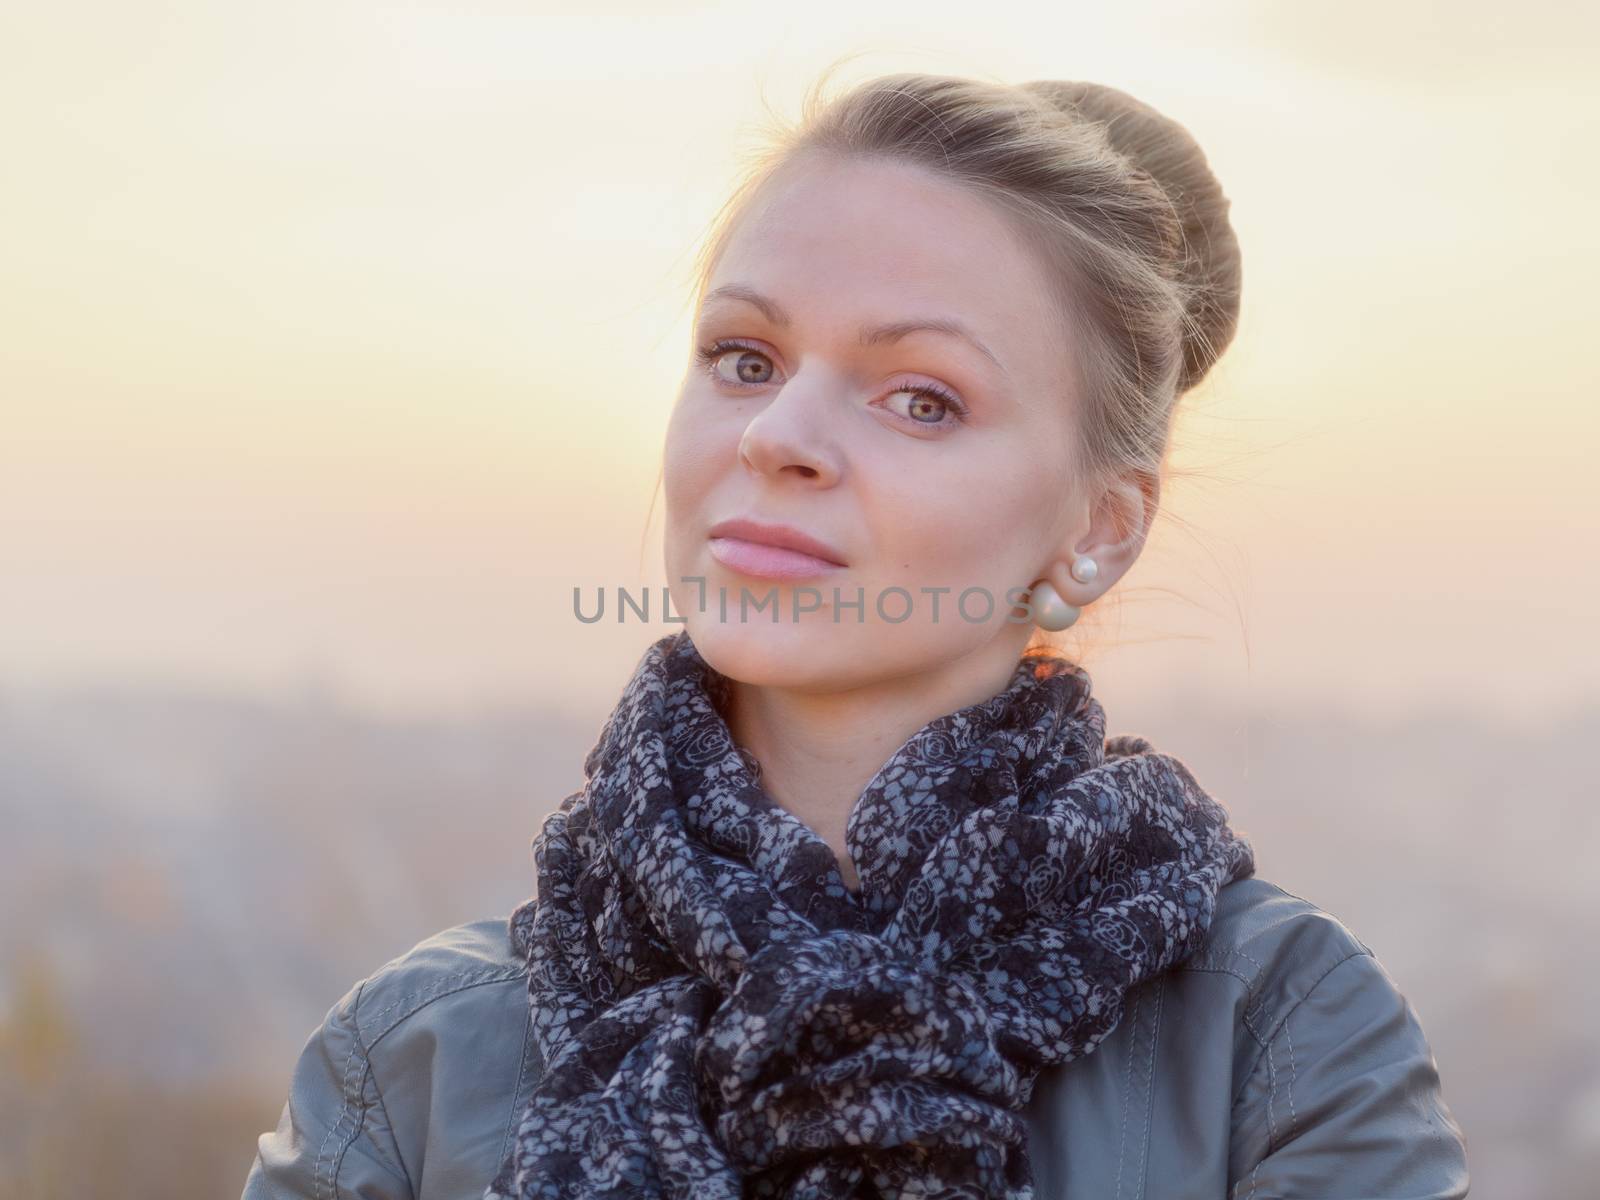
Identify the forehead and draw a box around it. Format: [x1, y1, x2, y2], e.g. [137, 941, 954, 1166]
[704, 156, 1067, 362]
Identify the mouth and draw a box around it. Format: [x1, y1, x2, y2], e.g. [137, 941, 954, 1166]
[706, 517, 848, 581]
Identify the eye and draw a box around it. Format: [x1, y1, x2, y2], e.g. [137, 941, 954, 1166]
[883, 383, 968, 428]
[696, 339, 776, 386]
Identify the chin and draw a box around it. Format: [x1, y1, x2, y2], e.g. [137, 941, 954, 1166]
[683, 615, 854, 689]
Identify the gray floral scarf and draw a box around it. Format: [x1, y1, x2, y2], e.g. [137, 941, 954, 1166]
[486, 630, 1255, 1199]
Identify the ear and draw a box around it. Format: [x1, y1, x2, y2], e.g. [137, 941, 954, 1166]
[1042, 471, 1156, 604]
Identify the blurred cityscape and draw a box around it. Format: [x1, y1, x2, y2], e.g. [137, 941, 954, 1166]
[0, 677, 1594, 1198]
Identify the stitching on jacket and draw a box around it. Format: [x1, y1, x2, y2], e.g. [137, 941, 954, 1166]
[1260, 950, 1367, 1047]
[1242, 1003, 1271, 1047]
[312, 959, 525, 1198]
[1283, 1011, 1299, 1139]
[500, 1005, 536, 1167]
[1237, 1012, 1283, 1200]
[329, 1055, 376, 1198]
[316, 981, 367, 1200]
[1230, 948, 1266, 975]
[1112, 989, 1141, 1200]
[1241, 1112, 1265, 1199]
[1262, 1035, 1280, 1157]
[1133, 977, 1163, 1200]
[1177, 944, 1266, 987]
[1235, 985, 1286, 1200]
[362, 964, 527, 1051]
[1234, 949, 1370, 1099]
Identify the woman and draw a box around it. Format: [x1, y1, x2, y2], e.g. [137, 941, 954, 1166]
[244, 73, 1470, 1198]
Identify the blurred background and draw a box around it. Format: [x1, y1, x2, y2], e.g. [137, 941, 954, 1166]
[2, 2, 1596, 1196]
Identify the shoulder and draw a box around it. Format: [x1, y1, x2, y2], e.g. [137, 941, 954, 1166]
[1176, 878, 1471, 1195]
[1177, 874, 1380, 1046]
[244, 916, 537, 1200]
[348, 915, 529, 1048]
[352, 916, 539, 1186]
[1012, 875, 1469, 1198]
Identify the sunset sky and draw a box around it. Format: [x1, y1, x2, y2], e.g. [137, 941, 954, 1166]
[3, 0, 1596, 724]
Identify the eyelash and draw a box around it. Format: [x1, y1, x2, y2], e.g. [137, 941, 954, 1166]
[694, 338, 971, 429]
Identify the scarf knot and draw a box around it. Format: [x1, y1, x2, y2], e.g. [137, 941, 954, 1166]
[487, 631, 1254, 1200]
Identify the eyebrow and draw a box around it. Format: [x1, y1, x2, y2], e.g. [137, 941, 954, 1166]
[701, 283, 1009, 379]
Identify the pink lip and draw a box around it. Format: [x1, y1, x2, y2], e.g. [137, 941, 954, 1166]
[706, 518, 848, 580]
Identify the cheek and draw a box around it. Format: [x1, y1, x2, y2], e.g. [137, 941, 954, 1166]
[663, 393, 746, 565]
[663, 397, 724, 507]
[869, 447, 1047, 585]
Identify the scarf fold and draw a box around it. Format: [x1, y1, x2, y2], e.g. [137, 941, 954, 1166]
[485, 630, 1255, 1200]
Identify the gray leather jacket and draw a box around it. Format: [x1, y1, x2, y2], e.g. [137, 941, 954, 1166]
[242, 877, 1470, 1198]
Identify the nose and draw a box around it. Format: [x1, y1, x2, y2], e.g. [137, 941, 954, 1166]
[737, 375, 843, 486]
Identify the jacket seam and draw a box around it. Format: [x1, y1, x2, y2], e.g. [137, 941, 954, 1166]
[1112, 989, 1141, 1200]
[318, 958, 523, 1198]
[315, 979, 367, 1200]
[312, 981, 412, 1200]
[362, 1051, 417, 1189]
[1178, 945, 1267, 988]
[329, 1056, 379, 1198]
[1251, 949, 1371, 1047]
[1282, 1004, 1299, 1142]
[1132, 975, 1164, 1200]
[361, 963, 527, 1052]
[1231, 949, 1371, 1108]
[1261, 1034, 1279, 1171]
[499, 997, 536, 1166]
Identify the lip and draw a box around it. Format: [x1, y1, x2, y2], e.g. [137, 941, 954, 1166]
[706, 517, 849, 580]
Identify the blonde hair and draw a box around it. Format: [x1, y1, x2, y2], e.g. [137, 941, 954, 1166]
[684, 69, 1245, 649]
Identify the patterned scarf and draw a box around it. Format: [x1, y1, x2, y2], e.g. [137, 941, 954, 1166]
[486, 630, 1255, 1200]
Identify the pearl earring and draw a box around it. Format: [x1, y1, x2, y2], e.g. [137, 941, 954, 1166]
[1030, 556, 1098, 632]
[1029, 581, 1079, 631]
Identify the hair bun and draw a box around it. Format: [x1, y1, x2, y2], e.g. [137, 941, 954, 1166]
[1022, 81, 1243, 393]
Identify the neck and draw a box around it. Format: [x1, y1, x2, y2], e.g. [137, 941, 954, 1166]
[722, 639, 1028, 893]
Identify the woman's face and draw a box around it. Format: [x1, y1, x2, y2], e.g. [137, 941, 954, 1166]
[663, 153, 1095, 690]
